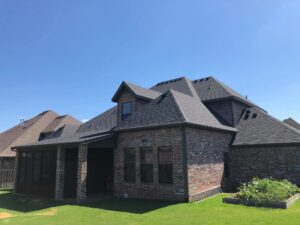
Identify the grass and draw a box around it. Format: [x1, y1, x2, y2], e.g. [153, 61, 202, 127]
[0, 190, 300, 225]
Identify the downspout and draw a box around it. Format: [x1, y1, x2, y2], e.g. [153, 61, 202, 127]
[181, 124, 189, 202]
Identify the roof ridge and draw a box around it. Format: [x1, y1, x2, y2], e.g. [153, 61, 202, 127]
[167, 89, 187, 122]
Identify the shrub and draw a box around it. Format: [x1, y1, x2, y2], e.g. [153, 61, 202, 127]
[234, 178, 300, 203]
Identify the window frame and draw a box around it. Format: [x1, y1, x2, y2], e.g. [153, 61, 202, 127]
[121, 101, 132, 120]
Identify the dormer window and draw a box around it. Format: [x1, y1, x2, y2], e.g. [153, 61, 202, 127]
[122, 101, 132, 119]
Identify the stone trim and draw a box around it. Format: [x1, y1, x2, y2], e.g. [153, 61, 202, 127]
[55, 145, 65, 201]
[77, 144, 88, 203]
[189, 186, 221, 202]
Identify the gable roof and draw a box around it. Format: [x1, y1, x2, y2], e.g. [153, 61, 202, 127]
[112, 81, 161, 102]
[232, 108, 300, 146]
[1, 110, 82, 156]
[0, 110, 58, 156]
[192, 77, 263, 110]
[283, 118, 300, 131]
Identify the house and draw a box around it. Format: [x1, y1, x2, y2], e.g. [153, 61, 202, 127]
[0, 110, 81, 188]
[11, 77, 300, 202]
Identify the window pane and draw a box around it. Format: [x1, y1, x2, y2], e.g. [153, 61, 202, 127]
[158, 147, 173, 184]
[122, 102, 132, 119]
[140, 148, 153, 183]
[124, 148, 136, 182]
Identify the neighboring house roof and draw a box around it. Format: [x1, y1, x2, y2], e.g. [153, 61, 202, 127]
[0, 110, 81, 156]
[233, 108, 300, 146]
[42, 115, 81, 133]
[283, 118, 300, 131]
[112, 81, 161, 102]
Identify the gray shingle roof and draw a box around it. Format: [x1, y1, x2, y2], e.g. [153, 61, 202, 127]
[192, 77, 263, 110]
[283, 118, 300, 131]
[117, 87, 236, 132]
[112, 81, 161, 102]
[233, 108, 300, 146]
[76, 106, 117, 134]
[151, 77, 194, 96]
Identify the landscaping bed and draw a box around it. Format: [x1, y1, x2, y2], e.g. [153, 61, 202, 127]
[224, 178, 300, 209]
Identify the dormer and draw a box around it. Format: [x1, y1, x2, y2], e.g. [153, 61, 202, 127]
[112, 81, 161, 124]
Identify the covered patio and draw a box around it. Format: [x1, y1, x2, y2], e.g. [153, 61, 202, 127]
[14, 133, 116, 202]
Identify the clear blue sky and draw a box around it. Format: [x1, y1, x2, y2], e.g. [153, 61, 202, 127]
[1, 0, 300, 132]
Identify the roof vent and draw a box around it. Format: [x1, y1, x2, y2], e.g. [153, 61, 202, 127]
[205, 78, 210, 81]
[252, 113, 257, 119]
[244, 110, 251, 120]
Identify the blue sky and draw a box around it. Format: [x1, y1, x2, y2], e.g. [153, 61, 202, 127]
[1, 0, 300, 132]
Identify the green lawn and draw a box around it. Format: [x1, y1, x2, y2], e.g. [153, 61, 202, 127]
[0, 190, 300, 225]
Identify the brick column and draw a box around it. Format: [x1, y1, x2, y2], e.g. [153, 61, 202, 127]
[55, 145, 65, 201]
[13, 150, 20, 194]
[77, 144, 88, 203]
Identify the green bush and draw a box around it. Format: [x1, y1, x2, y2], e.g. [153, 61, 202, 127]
[235, 178, 300, 203]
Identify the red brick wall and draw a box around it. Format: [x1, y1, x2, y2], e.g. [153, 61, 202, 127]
[185, 128, 232, 201]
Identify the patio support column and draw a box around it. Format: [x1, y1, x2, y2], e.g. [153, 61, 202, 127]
[13, 150, 20, 194]
[55, 145, 65, 201]
[77, 143, 88, 203]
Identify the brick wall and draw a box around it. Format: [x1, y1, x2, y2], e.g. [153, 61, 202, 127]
[229, 146, 300, 189]
[185, 128, 233, 201]
[114, 127, 187, 201]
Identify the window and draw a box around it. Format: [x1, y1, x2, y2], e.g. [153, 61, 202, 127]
[223, 152, 229, 178]
[122, 102, 132, 119]
[124, 148, 136, 182]
[158, 147, 173, 184]
[140, 148, 153, 183]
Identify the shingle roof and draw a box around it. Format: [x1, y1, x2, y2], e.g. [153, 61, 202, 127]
[283, 118, 300, 131]
[112, 81, 161, 102]
[232, 108, 300, 146]
[192, 77, 263, 110]
[13, 106, 118, 149]
[76, 106, 117, 135]
[151, 77, 194, 96]
[0, 110, 59, 156]
[117, 85, 236, 132]
[42, 115, 81, 133]
[14, 125, 114, 147]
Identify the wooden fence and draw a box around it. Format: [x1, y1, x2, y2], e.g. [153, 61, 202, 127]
[0, 169, 14, 189]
